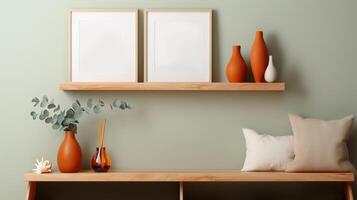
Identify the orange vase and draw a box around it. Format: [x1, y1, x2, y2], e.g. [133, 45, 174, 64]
[57, 131, 82, 173]
[250, 31, 269, 82]
[226, 45, 247, 82]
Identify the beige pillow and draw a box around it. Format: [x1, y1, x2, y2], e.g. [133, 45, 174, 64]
[287, 114, 355, 172]
[241, 128, 294, 171]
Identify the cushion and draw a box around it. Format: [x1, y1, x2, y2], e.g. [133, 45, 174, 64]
[286, 114, 355, 172]
[241, 128, 294, 171]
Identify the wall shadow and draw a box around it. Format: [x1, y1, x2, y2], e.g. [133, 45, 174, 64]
[212, 10, 221, 82]
[266, 33, 306, 96]
[138, 10, 144, 82]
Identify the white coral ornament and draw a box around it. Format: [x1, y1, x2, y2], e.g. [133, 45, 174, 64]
[32, 157, 52, 174]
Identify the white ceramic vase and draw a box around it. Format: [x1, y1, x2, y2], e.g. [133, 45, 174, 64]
[264, 55, 278, 82]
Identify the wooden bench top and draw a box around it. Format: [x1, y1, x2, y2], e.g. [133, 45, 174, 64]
[24, 171, 354, 182]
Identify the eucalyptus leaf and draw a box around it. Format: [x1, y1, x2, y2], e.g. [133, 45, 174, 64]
[93, 105, 102, 114]
[57, 113, 65, 124]
[45, 117, 52, 124]
[39, 110, 49, 120]
[47, 104, 56, 109]
[32, 97, 40, 107]
[66, 109, 75, 118]
[86, 99, 93, 108]
[112, 99, 122, 108]
[99, 100, 105, 107]
[52, 123, 61, 130]
[72, 102, 80, 111]
[51, 114, 58, 124]
[40, 96, 49, 108]
[126, 103, 133, 109]
[30, 111, 38, 120]
[74, 109, 83, 120]
[53, 105, 60, 112]
[119, 102, 128, 110]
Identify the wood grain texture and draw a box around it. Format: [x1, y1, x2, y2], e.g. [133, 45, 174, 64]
[344, 182, 354, 200]
[24, 171, 354, 182]
[59, 82, 285, 91]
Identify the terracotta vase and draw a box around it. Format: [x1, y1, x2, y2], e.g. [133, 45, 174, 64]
[226, 45, 247, 82]
[57, 131, 82, 173]
[250, 31, 269, 82]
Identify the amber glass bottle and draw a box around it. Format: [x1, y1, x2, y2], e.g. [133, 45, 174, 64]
[91, 147, 111, 172]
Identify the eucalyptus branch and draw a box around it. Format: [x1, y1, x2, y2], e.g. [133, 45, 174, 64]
[30, 96, 132, 133]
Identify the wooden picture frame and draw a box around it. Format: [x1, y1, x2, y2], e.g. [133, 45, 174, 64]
[68, 9, 138, 82]
[144, 9, 212, 82]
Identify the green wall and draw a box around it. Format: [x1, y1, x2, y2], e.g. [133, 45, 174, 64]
[1, 0, 356, 199]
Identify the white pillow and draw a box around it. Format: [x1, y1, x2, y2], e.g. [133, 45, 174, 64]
[242, 128, 294, 171]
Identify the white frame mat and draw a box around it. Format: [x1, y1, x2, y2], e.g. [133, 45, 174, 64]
[144, 9, 212, 82]
[69, 9, 138, 82]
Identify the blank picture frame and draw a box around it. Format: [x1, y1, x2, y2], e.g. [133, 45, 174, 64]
[144, 9, 212, 82]
[69, 9, 138, 82]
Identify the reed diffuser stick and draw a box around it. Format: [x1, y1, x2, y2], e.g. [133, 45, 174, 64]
[97, 120, 102, 147]
[101, 118, 107, 147]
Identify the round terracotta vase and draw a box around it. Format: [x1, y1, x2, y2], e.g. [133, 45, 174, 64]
[226, 45, 247, 82]
[57, 131, 82, 173]
[250, 31, 269, 82]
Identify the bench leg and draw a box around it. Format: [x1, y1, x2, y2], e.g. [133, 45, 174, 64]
[26, 182, 36, 200]
[179, 182, 183, 200]
[344, 182, 353, 200]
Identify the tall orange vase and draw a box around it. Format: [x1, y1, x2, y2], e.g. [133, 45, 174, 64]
[57, 131, 82, 173]
[250, 31, 269, 82]
[226, 45, 247, 82]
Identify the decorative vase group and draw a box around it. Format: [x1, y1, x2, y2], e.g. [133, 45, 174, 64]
[57, 131, 82, 173]
[226, 31, 277, 83]
[56, 131, 112, 173]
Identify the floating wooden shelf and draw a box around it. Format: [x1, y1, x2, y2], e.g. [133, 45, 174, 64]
[59, 82, 285, 91]
[24, 171, 353, 182]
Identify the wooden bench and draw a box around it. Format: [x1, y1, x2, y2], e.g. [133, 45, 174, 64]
[24, 171, 354, 200]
